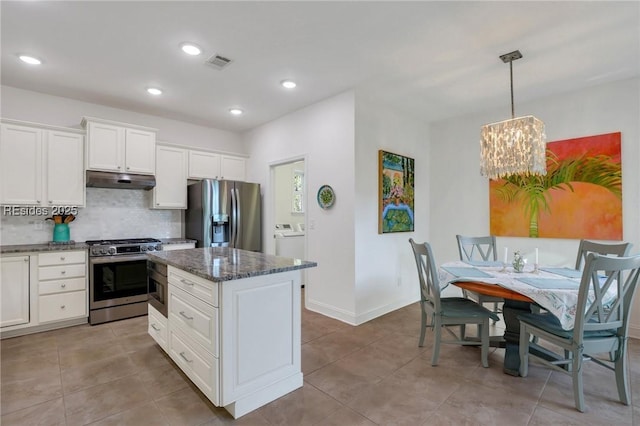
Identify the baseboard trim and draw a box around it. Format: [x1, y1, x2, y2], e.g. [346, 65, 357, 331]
[305, 295, 419, 326]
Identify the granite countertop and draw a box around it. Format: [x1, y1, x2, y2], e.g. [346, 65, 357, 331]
[1, 242, 89, 254]
[147, 247, 317, 282]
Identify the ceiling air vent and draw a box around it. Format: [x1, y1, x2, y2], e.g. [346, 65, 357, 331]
[205, 54, 232, 70]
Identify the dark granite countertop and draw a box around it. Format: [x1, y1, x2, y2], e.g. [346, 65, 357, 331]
[147, 247, 317, 282]
[1, 242, 89, 254]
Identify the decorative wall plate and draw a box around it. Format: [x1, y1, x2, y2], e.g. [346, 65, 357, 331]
[317, 185, 335, 209]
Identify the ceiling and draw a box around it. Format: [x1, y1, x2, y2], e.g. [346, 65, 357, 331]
[1, 1, 639, 133]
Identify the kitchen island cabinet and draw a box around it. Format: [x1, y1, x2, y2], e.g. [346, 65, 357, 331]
[146, 247, 316, 419]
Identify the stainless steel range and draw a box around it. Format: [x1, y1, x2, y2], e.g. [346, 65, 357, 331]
[87, 238, 162, 325]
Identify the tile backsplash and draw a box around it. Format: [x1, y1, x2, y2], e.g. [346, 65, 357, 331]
[1, 188, 182, 245]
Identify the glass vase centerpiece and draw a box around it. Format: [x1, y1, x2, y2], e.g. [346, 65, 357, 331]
[512, 250, 526, 273]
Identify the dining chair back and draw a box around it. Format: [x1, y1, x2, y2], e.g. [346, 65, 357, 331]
[574, 239, 631, 270]
[518, 253, 640, 412]
[456, 235, 502, 321]
[456, 235, 498, 262]
[409, 238, 499, 368]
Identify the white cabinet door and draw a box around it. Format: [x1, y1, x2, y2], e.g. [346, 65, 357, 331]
[86, 121, 124, 172]
[220, 155, 246, 181]
[153, 145, 187, 209]
[1, 256, 30, 328]
[0, 124, 43, 205]
[125, 128, 156, 174]
[189, 151, 221, 179]
[46, 131, 85, 206]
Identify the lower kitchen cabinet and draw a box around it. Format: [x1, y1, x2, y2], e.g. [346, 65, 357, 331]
[38, 250, 87, 323]
[0, 255, 30, 328]
[150, 264, 301, 419]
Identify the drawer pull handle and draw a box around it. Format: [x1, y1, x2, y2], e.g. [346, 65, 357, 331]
[60, 270, 66, 275]
[151, 323, 161, 332]
[180, 279, 195, 286]
[179, 351, 193, 363]
[61, 283, 66, 288]
[60, 305, 66, 309]
[179, 311, 193, 320]
[60, 257, 66, 261]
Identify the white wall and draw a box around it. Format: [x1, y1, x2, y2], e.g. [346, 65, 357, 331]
[353, 94, 429, 323]
[429, 77, 640, 335]
[0, 85, 244, 153]
[244, 91, 357, 322]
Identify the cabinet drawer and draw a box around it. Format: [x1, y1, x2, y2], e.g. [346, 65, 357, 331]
[169, 266, 218, 306]
[39, 291, 86, 323]
[148, 304, 168, 351]
[169, 286, 219, 357]
[39, 251, 85, 266]
[39, 264, 85, 281]
[168, 325, 219, 405]
[39, 277, 86, 295]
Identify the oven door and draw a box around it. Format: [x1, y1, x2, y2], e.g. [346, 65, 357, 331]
[89, 254, 149, 310]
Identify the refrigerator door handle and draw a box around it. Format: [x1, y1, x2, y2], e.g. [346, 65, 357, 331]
[230, 187, 237, 247]
[234, 188, 241, 248]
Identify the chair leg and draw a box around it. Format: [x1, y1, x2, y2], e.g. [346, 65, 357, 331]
[492, 301, 499, 325]
[615, 340, 631, 405]
[460, 324, 466, 340]
[431, 320, 442, 366]
[519, 324, 530, 377]
[572, 349, 585, 412]
[480, 319, 489, 368]
[419, 309, 427, 347]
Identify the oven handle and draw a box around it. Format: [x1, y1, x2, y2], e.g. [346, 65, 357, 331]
[89, 254, 149, 264]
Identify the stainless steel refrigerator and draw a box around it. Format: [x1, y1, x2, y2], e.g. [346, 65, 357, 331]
[186, 179, 261, 251]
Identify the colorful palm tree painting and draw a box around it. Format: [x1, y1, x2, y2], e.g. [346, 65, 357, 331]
[379, 150, 415, 233]
[490, 132, 622, 239]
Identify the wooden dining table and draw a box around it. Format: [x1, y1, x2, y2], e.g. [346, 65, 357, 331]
[439, 261, 585, 376]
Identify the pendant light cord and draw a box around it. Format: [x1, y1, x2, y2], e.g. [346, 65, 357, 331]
[509, 60, 515, 119]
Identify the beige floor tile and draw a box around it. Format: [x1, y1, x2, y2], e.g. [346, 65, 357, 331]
[64, 375, 151, 426]
[58, 341, 127, 370]
[56, 325, 118, 352]
[61, 353, 138, 394]
[256, 383, 343, 425]
[527, 406, 591, 426]
[442, 381, 538, 425]
[154, 386, 218, 426]
[138, 363, 191, 399]
[88, 401, 170, 426]
[314, 406, 377, 426]
[305, 358, 383, 404]
[108, 315, 149, 338]
[0, 370, 63, 415]
[0, 397, 66, 426]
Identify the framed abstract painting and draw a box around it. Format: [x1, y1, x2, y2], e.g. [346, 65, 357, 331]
[490, 132, 622, 239]
[378, 150, 415, 233]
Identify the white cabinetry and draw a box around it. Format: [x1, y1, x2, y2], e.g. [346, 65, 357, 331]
[152, 264, 301, 418]
[188, 150, 246, 181]
[38, 251, 87, 323]
[153, 145, 187, 209]
[82, 117, 156, 175]
[1, 256, 30, 328]
[0, 120, 84, 207]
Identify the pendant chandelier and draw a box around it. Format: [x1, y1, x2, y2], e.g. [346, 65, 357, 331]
[480, 50, 546, 180]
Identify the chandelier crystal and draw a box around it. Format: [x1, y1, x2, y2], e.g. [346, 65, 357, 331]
[480, 50, 547, 180]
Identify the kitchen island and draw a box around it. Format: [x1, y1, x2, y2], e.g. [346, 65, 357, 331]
[146, 247, 317, 419]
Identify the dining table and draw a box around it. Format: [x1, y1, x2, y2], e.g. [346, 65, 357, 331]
[438, 260, 610, 376]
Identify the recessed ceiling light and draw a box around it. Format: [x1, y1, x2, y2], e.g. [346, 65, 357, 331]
[19, 55, 42, 65]
[147, 87, 163, 96]
[180, 43, 202, 56]
[229, 108, 244, 116]
[281, 80, 297, 89]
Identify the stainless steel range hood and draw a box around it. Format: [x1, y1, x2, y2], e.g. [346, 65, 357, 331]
[86, 170, 156, 190]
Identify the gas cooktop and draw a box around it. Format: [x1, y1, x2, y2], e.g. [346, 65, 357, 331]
[86, 238, 161, 246]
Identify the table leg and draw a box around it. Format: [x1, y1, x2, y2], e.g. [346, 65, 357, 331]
[501, 299, 532, 376]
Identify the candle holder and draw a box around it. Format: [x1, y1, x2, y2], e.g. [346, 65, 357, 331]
[533, 263, 540, 274]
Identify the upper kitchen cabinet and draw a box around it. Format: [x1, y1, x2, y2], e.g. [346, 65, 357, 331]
[82, 117, 156, 175]
[188, 150, 246, 181]
[153, 145, 187, 209]
[0, 120, 84, 207]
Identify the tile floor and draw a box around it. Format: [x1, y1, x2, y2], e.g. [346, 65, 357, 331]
[1, 300, 639, 425]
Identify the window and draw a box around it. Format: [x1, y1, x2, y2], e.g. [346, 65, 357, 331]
[292, 170, 304, 214]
